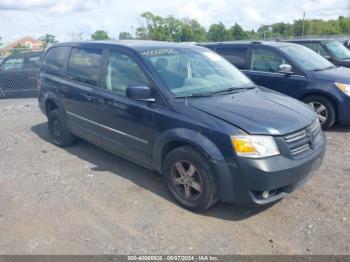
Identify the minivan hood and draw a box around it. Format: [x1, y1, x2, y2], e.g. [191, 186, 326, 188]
[189, 88, 315, 136]
[312, 66, 350, 83]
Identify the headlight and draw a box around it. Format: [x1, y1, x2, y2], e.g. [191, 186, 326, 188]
[335, 82, 350, 96]
[231, 135, 280, 158]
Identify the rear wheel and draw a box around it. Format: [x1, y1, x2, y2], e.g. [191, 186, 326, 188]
[303, 95, 336, 130]
[163, 146, 218, 212]
[48, 109, 76, 147]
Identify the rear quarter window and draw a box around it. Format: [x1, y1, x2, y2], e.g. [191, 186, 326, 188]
[42, 47, 69, 75]
[215, 46, 249, 69]
[67, 48, 102, 86]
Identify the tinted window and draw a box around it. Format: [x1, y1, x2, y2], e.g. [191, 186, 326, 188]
[68, 48, 102, 86]
[24, 54, 42, 69]
[302, 43, 329, 56]
[43, 47, 69, 75]
[216, 47, 248, 69]
[2, 57, 24, 70]
[105, 51, 149, 96]
[251, 48, 287, 72]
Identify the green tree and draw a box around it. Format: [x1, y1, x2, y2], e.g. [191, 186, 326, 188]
[229, 23, 248, 40]
[338, 16, 350, 34]
[0, 36, 3, 47]
[136, 12, 183, 41]
[39, 34, 58, 48]
[91, 30, 110, 40]
[119, 32, 133, 40]
[180, 19, 207, 42]
[207, 22, 230, 41]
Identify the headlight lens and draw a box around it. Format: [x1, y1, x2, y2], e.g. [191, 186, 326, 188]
[231, 135, 280, 158]
[335, 82, 350, 96]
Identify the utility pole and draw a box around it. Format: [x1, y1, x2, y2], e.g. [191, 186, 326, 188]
[301, 11, 306, 38]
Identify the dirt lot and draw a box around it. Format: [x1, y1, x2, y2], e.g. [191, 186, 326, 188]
[0, 99, 349, 255]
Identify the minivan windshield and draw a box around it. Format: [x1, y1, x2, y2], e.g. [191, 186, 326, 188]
[324, 40, 350, 60]
[139, 47, 254, 97]
[279, 44, 334, 71]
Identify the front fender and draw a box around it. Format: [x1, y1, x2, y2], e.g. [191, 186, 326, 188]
[153, 128, 225, 172]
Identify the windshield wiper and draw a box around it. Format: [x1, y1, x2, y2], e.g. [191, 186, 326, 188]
[175, 93, 213, 98]
[312, 65, 336, 71]
[209, 86, 256, 95]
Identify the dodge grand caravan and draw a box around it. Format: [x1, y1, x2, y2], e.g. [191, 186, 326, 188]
[201, 41, 350, 129]
[39, 41, 325, 211]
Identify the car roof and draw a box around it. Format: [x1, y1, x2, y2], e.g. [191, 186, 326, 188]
[51, 40, 202, 51]
[200, 40, 295, 48]
[285, 39, 335, 43]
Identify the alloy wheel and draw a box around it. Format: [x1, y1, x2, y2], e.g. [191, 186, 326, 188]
[308, 102, 328, 125]
[171, 160, 203, 201]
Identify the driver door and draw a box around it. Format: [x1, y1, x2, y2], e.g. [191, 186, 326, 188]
[243, 47, 308, 98]
[95, 49, 155, 167]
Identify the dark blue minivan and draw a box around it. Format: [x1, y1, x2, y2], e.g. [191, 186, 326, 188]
[39, 41, 325, 211]
[201, 41, 350, 129]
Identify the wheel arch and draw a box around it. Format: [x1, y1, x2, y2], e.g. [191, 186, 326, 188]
[153, 129, 225, 173]
[300, 91, 339, 120]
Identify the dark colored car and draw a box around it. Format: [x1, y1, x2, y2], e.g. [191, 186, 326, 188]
[344, 40, 350, 50]
[0, 51, 43, 99]
[286, 39, 350, 68]
[201, 41, 350, 129]
[38, 41, 325, 211]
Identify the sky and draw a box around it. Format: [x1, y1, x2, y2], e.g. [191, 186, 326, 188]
[0, 0, 349, 43]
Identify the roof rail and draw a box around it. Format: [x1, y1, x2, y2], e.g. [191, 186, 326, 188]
[251, 41, 262, 44]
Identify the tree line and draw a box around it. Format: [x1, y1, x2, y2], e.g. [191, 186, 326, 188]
[1, 12, 349, 49]
[101, 12, 350, 42]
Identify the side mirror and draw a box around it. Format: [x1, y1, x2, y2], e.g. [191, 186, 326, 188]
[278, 64, 293, 74]
[323, 55, 332, 61]
[126, 85, 155, 102]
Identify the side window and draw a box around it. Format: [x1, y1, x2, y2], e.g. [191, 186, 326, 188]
[251, 48, 286, 73]
[303, 43, 329, 56]
[105, 51, 149, 96]
[2, 58, 24, 70]
[24, 55, 42, 69]
[216, 47, 248, 69]
[43, 47, 69, 75]
[68, 48, 102, 86]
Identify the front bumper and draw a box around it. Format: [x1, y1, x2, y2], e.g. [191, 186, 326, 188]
[212, 135, 326, 206]
[338, 96, 350, 124]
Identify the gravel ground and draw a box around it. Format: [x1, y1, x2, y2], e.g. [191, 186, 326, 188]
[0, 99, 349, 255]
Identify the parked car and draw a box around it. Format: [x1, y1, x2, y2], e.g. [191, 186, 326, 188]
[286, 39, 350, 68]
[39, 41, 325, 211]
[0, 51, 43, 99]
[344, 39, 350, 50]
[201, 41, 350, 129]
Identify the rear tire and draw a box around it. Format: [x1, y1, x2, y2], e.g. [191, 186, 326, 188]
[163, 146, 218, 212]
[303, 95, 336, 130]
[47, 109, 76, 147]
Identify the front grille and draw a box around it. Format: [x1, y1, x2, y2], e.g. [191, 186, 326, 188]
[284, 120, 322, 157]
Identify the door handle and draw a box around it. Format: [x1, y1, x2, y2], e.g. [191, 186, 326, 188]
[84, 94, 95, 101]
[101, 98, 113, 105]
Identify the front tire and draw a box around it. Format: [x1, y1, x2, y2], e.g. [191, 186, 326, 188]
[163, 146, 218, 212]
[47, 109, 76, 147]
[303, 95, 336, 130]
